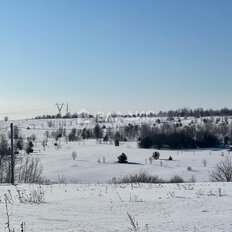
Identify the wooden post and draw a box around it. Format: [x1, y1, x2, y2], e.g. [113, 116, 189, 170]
[10, 123, 14, 185]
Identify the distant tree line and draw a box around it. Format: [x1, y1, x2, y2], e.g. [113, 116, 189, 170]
[35, 113, 94, 119]
[35, 107, 232, 119]
[45, 117, 232, 149]
[138, 120, 232, 149]
[57, 119, 232, 149]
[159, 107, 232, 118]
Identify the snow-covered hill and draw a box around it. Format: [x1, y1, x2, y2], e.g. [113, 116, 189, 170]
[0, 117, 230, 183]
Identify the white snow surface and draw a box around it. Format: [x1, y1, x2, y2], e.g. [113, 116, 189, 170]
[38, 139, 227, 184]
[0, 182, 231, 232]
[0, 118, 231, 231]
[0, 118, 230, 183]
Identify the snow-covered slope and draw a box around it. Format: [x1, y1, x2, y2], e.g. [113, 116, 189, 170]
[0, 118, 230, 183]
[0, 182, 231, 232]
[36, 139, 227, 183]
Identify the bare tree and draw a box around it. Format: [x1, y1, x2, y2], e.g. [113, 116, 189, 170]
[17, 156, 43, 183]
[209, 157, 232, 182]
[72, 151, 77, 160]
[203, 159, 207, 167]
[0, 135, 11, 183]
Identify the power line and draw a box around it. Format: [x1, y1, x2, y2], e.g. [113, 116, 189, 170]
[56, 103, 64, 115]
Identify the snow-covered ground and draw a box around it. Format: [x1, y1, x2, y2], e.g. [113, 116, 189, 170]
[35, 139, 228, 183]
[0, 118, 231, 231]
[0, 118, 230, 183]
[0, 182, 231, 232]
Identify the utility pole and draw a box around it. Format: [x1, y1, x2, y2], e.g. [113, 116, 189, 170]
[10, 123, 14, 185]
[56, 103, 64, 116]
[66, 103, 69, 115]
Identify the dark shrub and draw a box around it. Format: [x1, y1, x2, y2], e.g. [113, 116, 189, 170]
[112, 171, 163, 183]
[94, 124, 103, 139]
[54, 131, 62, 141]
[114, 138, 119, 146]
[152, 151, 160, 160]
[117, 153, 128, 163]
[15, 137, 24, 151]
[114, 131, 121, 140]
[169, 175, 184, 183]
[0, 135, 11, 158]
[68, 128, 77, 141]
[26, 141, 34, 154]
[103, 135, 109, 142]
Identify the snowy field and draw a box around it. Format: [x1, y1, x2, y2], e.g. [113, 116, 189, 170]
[0, 182, 231, 232]
[34, 139, 228, 183]
[0, 118, 231, 231]
[0, 118, 230, 183]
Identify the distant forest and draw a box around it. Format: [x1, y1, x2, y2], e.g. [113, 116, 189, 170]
[158, 107, 232, 118]
[35, 117, 232, 149]
[35, 107, 232, 119]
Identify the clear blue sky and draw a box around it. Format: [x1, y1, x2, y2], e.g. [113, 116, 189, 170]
[0, 0, 232, 118]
